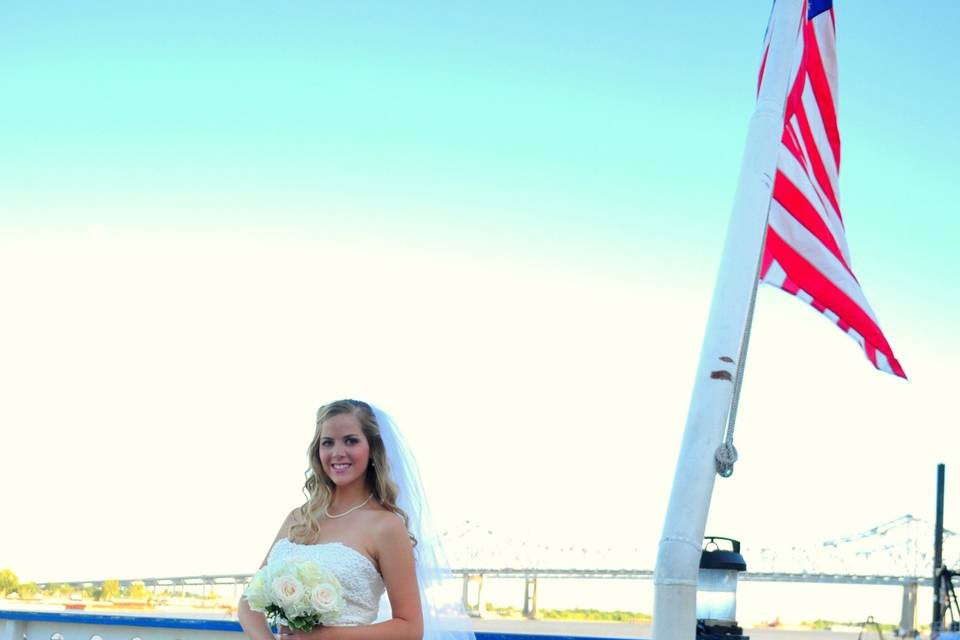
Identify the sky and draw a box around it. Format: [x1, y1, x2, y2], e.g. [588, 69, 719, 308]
[1, 1, 959, 592]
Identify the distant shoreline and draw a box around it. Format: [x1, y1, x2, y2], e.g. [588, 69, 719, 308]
[0, 598, 237, 618]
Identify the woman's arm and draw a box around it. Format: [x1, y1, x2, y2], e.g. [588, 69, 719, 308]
[238, 591, 277, 640]
[289, 514, 424, 640]
[238, 509, 300, 640]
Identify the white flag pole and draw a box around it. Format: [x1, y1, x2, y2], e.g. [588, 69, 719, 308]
[651, 2, 802, 639]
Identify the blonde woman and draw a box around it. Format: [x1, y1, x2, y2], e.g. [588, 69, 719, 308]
[238, 400, 471, 640]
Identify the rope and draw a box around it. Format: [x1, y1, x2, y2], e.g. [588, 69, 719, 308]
[715, 217, 769, 478]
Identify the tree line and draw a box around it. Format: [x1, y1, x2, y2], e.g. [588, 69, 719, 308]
[0, 568, 214, 602]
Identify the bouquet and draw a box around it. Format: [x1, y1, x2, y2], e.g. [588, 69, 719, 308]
[244, 560, 346, 631]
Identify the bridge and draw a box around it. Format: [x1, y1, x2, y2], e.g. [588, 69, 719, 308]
[34, 514, 959, 634]
[34, 568, 932, 591]
[39, 513, 952, 589]
[439, 514, 959, 578]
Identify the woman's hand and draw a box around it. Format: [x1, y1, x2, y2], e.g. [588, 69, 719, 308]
[276, 624, 331, 640]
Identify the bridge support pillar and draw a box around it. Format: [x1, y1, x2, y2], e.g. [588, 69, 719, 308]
[900, 580, 919, 637]
[522, 576, 538, 619]
[461, 574, 485, 617]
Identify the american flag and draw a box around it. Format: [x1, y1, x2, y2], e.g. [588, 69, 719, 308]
[758, 0, 906, 378]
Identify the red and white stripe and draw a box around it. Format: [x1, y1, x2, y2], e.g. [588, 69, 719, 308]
[758, 1, 906, 378]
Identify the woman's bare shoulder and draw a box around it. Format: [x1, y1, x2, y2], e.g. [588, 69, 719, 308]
[368, 509, 411, 544]
[368, 510, 415, 576]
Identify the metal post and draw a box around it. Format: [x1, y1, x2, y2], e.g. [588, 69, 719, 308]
[934, 463, 945, 632]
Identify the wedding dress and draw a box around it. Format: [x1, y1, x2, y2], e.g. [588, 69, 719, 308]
[267, 537, 386, 626]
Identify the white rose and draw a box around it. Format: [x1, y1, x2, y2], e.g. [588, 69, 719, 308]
[271, 574, 305, 611]
[243, 570, 271, 612]
[296, 561, 325, 585]
[309, 583, 341, 613]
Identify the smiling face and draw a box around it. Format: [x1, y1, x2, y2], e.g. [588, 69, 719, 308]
[318, 412, 372, 490]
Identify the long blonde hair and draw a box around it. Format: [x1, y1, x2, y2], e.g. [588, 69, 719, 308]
[289, 399, 414, 545]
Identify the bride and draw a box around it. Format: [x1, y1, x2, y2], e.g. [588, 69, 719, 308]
[238, 399, 471, 640]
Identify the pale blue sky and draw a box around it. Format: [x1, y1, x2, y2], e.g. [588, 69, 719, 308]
[3, 4, 957, 287]
[2, 2, 959, 595]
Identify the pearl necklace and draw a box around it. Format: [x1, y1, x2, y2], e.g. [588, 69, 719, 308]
[324, 493, 374, 519]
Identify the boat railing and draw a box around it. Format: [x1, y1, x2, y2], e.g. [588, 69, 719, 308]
[0, 609, 619, 640]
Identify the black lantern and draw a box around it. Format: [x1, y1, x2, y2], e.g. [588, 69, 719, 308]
[696, 536, 748, 640]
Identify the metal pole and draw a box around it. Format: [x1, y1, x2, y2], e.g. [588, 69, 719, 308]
[934, 463, 945, 632]
[651, 3, 801, 640]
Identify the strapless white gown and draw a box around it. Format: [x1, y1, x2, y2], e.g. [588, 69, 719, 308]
[267, 538, 388, 626]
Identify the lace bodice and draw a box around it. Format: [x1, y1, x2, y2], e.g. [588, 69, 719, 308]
[267, 538, 386, 626]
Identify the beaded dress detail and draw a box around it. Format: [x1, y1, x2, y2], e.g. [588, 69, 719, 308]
[268, 538, 386, 626]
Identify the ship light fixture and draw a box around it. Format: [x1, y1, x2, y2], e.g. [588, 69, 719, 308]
[696, 536, 748, 640]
